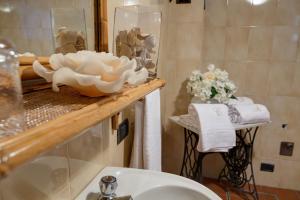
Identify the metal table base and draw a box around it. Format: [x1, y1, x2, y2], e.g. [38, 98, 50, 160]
[180, 127, 259, 200]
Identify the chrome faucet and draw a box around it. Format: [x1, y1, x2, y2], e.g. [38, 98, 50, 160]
[99, 176, 118, 199]
[86, 175, 132, 200]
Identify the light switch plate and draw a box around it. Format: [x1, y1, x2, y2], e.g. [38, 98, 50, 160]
[260, 163, 274, 172]
[117, 119, 129, 145]
[280, 141, 294, 156]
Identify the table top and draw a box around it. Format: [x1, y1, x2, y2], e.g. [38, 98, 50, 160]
[169, 116, 269, 134]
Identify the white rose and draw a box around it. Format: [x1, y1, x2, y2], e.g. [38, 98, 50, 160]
[207, 64, 215, 71]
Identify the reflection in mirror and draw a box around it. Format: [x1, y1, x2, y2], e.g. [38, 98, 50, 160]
[51, 8, 88, 54]
[0, 0, 102, 56]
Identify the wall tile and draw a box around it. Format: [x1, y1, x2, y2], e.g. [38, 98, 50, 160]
[200, 57, 225, 70]
[276, 0, 300, 26]
[40, 28, 54, 55]
[266, 96, 294, 135]
[22, 7, 43, 28]
[251, 0, 277, 25]
[24, 0, 55, 9]
[271, 27, 299, 62]
[248, 27, 273, 61]
[268, 62, 296, 96]
[255, 127, 284, 160]
[204, 0, 227, 27]
[244, 61, 270, 96]
[54, 0, 76, 8]
[202, 26, 226, 60]
[292, 64, 300, 96]
[286, 130, 300, 162]
[25, 28, 47, 55]
[176, 22, 203, 60]
[225, 27, 250, 61]
[227, 0, 252, 26]
[278, 159, 300, 190]
[0, 28, 29, 53]
[287, 97, 300, 133]
[165, 22, 177, 60]
[223, 62, 247, 96]
[0, 146, 71, 200]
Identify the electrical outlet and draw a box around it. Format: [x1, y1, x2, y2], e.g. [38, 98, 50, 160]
[260, 163, 274, 172]
[170, 0, 191, 4]
[176, 0, 191, 4]
[280, 142, 294, 156]
[117, 119, 129, 145]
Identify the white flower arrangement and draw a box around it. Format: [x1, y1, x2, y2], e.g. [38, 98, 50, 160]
[187, 64, 237, 103]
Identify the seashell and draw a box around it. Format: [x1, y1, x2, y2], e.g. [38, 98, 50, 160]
[127, 30, 136, 46]
[145, 61, 155, 69]
[144, 35, 156, 50]
[133, 27, 141, 35]
[33, 51, 148, 97]
[119, 44, 133, 58]
[55, 27, 86, 54]
[137, 33, 150, 40]
[118, 30, 128, 44]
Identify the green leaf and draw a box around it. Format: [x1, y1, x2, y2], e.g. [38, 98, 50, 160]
[210, 87, 218, 98]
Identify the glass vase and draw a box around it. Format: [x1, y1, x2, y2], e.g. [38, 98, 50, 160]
[113, 5, 162, 78]
[51, 8, 88, 54]
[0, 39, 24, 136]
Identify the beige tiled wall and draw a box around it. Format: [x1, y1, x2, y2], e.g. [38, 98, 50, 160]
[201, 0, 300, 191]
[0, 0, 95, 55]
[0, 117, 132, 200]
[158, 0, 205, 175]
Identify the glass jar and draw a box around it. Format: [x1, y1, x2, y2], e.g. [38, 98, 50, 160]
[0, 39, 24, 136]
[51, 8, 88, 54]
[113, 5, 162, 78]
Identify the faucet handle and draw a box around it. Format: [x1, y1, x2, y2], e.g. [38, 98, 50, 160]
[99, 176, 118, 198]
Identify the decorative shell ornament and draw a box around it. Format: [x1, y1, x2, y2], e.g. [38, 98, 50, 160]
[33, 51, 149, 97]
[115, 27, 157, 75]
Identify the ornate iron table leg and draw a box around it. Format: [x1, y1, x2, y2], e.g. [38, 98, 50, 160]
[180, 128, 210, 183]
[218, 127, 259, 200]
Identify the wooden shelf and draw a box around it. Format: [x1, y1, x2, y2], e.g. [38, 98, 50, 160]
[0, 79, 165, 176]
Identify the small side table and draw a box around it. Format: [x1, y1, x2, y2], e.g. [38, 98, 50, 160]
[170, 116, 268, 200]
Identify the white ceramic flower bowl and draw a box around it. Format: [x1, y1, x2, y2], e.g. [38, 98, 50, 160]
[33, 51, 149, 97]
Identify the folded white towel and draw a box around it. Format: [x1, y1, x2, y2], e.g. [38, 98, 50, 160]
[188, 104, 236, 152]
[227, 97, 254, 106]
[179, 114, 201, 133]
[229, 104, 270, 124]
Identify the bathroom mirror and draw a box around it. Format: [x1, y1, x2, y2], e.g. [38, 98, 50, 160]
[0, 0, 108, 56]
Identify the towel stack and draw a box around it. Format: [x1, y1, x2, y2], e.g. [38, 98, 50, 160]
[227, 97, 270, 124]
[178, 97, 270, 153]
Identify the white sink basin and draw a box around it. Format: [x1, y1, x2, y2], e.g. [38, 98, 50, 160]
[76, 167, 221, 200]
[134, 185, 211, 200]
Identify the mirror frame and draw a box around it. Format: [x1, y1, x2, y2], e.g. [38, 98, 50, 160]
[94, 0, 108, 52]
